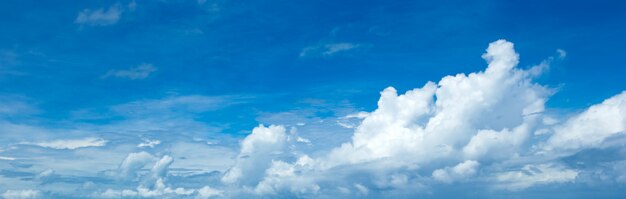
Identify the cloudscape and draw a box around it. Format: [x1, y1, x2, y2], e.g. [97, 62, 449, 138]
[1, 0, 626, 198]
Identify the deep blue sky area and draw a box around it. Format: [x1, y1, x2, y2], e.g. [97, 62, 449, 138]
[1, 0, 626, 198]
[2, 0, 625, 117]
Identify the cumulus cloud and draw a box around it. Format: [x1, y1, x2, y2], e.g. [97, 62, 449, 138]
[22, 137, 107, 149]
[117, 151, 155, 180]
[222, 125, 287, 185]
[100, 151, 221, 198]
[432, 160, 480, 183]
[541, 91, 626, 155]
[102, 63, 157, 80]
[218, 39, 626, 197]
[75, 5, 123, 26]
[317, 40, 551, 169]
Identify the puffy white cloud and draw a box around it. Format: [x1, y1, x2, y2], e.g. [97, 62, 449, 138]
[150, 155, 174, 180]
[75, 5, 123, 26]
[462, 125, 529, 161]
[432, 160, 480, 183]
[1, 189, 40, 199]
[222, 125, 287, 185]
[323, 39, 549, 169]
[541, 91, 626, 155]
[254, 156, 320, 195]
[230, 39, 623, 197]
[102, 63, 157, 80]
[100, 151, 217, 198]
[196, 186, 223, 199]
[117, 151, 155, 180]
[22, 137, 107, 150]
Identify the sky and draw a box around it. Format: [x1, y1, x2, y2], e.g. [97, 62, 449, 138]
[1, 0, 626, 198]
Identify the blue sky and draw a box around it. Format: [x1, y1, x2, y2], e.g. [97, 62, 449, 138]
[1, 0, 626, 198]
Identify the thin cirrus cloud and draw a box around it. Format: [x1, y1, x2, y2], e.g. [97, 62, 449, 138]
[102, 63, 157, 80]
[20, 137, 107, 150]
[299, 42, 364, 58]
[75, 1, 138, 26]
[75, 5, 123, 26]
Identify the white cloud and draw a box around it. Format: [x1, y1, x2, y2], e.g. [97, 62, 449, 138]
[432, 160, 480, 183]
[226, 39, 617, 196]
[117, 151, 155, 180]
[102, 63, 157, 80]
[222, 125, 287, 185]
[150, 155, 174, 180]
[138, 139, 161, 148]
[23, 137, 107, 149]
[343, 111, 370, 119]
[254, 156, 320, 195]
[75, 5, 123, 26]
[541, 91, 626, 155]
[494, 164, 578, 191]
[1, 189, 40, 199]
[196, 186, 223, 198]
[0, 156, 16, 160]
[100, 152, 210, 198]
[322, 40, 549, 168]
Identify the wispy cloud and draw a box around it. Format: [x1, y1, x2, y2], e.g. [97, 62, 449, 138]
[1, 189, 40, 199]
[102, 63, 157, 80]
[0, 95, 39, 116]
[111, 94, 249, 117]
[22, 137, 107, 150]
[0, 156, 16, 161]
[299, 42, 364, 58]
[556, 49, 567, 59]
[75, 4, 123, 26]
